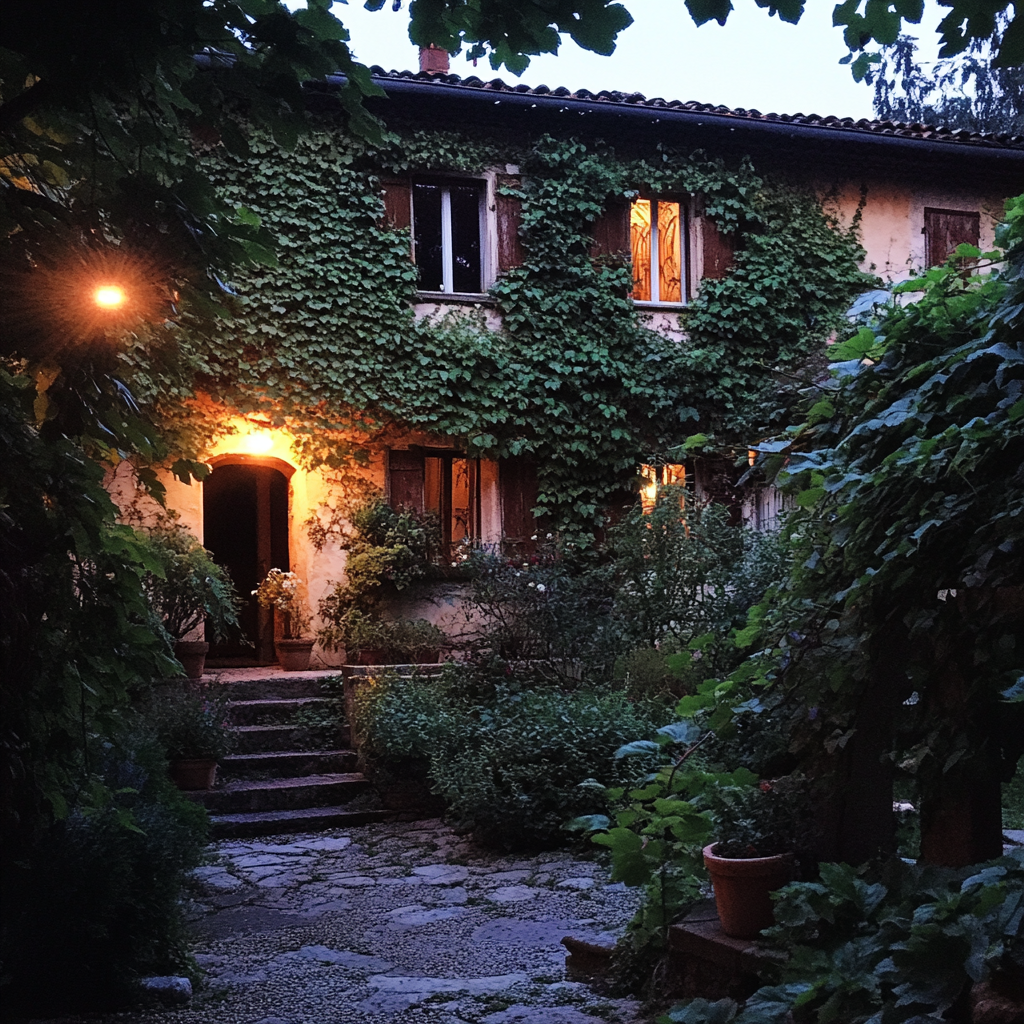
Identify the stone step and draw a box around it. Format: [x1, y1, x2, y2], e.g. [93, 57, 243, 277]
[209, 805, 392, 839]
[231, 723, 344, 754]
[220, 749, 358, 780]
[188, 773, 369, 814]
[216, 674, 339, 701]
[226, 697, 343, 727]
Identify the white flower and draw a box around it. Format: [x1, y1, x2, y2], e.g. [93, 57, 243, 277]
[531, 534, 538, 541]
[546, 533, 553, 539]
[451, 561, 458, 567]
[528, 582, 536, 588]
[536, 584, 546, 593]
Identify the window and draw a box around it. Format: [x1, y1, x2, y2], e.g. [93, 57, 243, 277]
[923, 207, 980, 268]
[388, 448, 481, 551]
[413, 181, 484, 293]
[639, 463, 685, 513]
[631, 199, 685, 304]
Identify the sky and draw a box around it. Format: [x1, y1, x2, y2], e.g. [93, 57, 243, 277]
[323, 0, 945, 120]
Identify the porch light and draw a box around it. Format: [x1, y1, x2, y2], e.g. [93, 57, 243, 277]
[94, 285, 126, 309]
[242, 428, 274, 455]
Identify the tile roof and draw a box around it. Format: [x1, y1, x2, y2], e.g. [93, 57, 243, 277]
[366, 66, 1024, 152]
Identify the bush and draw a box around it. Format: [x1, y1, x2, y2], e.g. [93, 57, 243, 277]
[431, 686, 667, 849]
[0, 733, 208, 1013]
[143, 684, 235, 760]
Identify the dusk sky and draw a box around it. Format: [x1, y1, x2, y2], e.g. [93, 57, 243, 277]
[321, 0, 946, 120]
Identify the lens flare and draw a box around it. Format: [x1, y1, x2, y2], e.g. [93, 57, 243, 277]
[94, 285, 126, 308]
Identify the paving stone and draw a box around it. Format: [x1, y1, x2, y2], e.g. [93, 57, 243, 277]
[488, 885, 541, 903]
[412, 864, 470, 884]
[484, 869, 533, 883]
[281, 945, 396, 972]
[482, 1008, 613, 1024]
[330, 874, 376, 886]
[386, 904, 470, 927]
[361, 972, 529, 1012]
[292, 837, 353, 852]
[557, 877, 596, 890]
[231, 854, 297, 868]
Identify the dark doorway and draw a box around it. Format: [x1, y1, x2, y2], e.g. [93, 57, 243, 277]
[203, 463, 290, 664]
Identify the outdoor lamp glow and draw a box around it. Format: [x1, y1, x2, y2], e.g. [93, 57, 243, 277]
[94, 285, 126, 309]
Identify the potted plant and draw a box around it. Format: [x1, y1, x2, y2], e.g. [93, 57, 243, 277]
[137, 524, 240, 679]
[254, 568, 315, 670]
[702, 779, 808, 939]
[146, 686, 234, 790]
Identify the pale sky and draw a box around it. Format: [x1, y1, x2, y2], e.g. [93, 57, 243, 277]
[323, 0, 945, 120]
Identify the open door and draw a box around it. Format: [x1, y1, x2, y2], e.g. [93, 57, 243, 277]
[203, 463, 290, 665]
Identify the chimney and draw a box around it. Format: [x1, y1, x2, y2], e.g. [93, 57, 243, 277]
[419, 44, 450, 75]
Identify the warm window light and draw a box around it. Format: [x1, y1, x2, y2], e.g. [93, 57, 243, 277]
[640, 463, 686, 513]
[242, 429, 274, 455]
[94, 285, 126, 309]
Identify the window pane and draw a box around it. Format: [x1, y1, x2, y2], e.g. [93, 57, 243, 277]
[658, 201, 683, 303]
[450, 185, 482, 293]
[413, 184, 444, 291]
[424, 457, 442, 513]
[630, 200, 652, 301]
[451, 457, 471, 544]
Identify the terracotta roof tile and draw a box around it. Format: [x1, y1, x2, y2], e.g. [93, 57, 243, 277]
[364, 66, 1024, 150]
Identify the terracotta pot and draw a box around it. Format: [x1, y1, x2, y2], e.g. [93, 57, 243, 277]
[173, 640, 209, 680]
[275, 638, 315, 671]
[169, 758, 217, 791]
[355, 648, 389, 666]
[703, 843, 795, 939]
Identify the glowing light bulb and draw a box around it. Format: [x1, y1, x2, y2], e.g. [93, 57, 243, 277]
[243, 429, 274, 454]
[94, 285, 126, 308]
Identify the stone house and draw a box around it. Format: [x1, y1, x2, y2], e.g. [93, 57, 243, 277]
[113, 48, 1024, 665]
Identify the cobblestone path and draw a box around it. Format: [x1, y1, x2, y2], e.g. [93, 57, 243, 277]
[48, 819, 646, 1023]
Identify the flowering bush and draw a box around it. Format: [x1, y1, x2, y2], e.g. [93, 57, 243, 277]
[254, 568, 309, 638]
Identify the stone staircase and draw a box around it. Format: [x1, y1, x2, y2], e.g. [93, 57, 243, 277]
[186, 669, 391, 839]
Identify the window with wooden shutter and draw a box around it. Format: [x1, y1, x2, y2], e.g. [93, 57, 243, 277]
[590, 201, 630, 258]
[700, 215, 735, 281]
[380, 179, 412, 231]
[924, 208, 980, 268]
[496, 174, 523, 272]
[387, 449, 424, 513]
[499, 456, 539, 553]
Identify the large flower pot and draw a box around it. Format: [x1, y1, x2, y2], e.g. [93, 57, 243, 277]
[173, 641, 210, 680]
[703, 843, 795, 939]
[355, 648, 389, 666]
[169, 758, 217, 791]
[275, 638, 315, 671]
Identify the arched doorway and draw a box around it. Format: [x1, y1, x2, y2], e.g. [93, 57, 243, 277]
[203, 459, 291, 665]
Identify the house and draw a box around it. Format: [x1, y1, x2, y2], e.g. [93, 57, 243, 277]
[111, 48, 1024, 665]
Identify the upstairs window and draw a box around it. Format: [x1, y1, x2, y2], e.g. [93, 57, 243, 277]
[413, 181, 484, 293]
[924, 207, 980, 268]
[631, 199, 685, 304]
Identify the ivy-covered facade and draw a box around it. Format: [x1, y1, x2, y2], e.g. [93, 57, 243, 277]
[119, 62, 1024, 663]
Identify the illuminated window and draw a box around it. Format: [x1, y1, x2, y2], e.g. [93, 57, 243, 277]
[413, 181, 484, 293]
[631, 199, 685, 304]
[640, 463, 686, 513]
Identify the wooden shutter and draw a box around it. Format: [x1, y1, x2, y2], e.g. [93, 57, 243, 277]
[388, 449, 424, 513]
[590, 200, 630, 257]
[701, 216, 736, 280]
[499, 456, 539, 549]
[380, 179, 412, 231]
[496, 174, 523, 272]
[924, 208, 980, 268]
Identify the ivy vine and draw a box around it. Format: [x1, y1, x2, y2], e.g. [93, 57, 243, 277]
[173, 122, 872, 533]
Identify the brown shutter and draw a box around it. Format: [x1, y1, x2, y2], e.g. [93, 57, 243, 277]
[701, 216, 735, 280]
[499, 456, 539, 550]
[388, 449, 424, 513]
[380, 179, 412, 231]
[496, 174, 523, 272]
[590, 200, 630, 257]
[924, 208, 980, 268]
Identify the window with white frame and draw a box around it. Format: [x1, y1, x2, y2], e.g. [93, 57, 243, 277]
[630, 199, 686, 304]
[413, 181, 485, 293]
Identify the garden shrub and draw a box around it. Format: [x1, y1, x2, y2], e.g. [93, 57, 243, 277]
[0, 732, 208, 1013]
[430, 686, 668, 849]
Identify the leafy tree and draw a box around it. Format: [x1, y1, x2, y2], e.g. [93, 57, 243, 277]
[868, 21, 1024, 133]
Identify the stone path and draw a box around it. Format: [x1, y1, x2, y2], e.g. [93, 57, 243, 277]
[49, 819, 646, 1023]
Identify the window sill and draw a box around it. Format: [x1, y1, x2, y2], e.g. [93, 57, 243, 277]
[415, 291, 495, 307]
[633, 301, 688, 311]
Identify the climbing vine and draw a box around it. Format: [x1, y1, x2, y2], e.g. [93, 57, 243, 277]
[172, 120, 871, 533]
